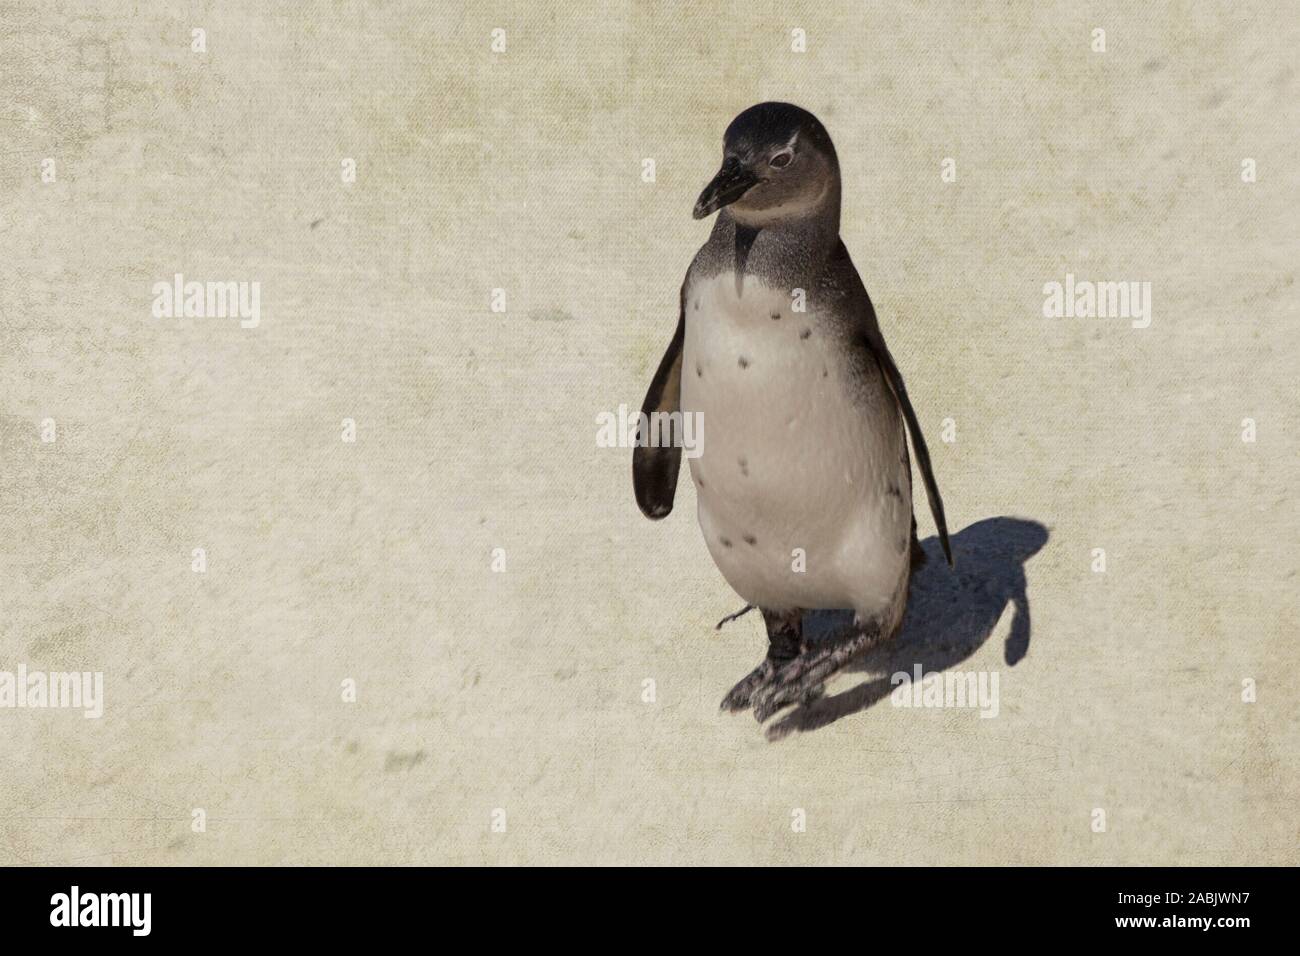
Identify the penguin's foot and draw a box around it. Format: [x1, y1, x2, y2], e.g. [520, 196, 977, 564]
[719, 659, 775, 711]
[719, 606, 805, 713]
[751, 623, 885, 723]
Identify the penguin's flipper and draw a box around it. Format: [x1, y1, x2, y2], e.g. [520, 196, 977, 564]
[632, 307, 686, 519]
[868, 336, 954, 567]
[909, 514, 928, 569]
[835, 241, 952, 567]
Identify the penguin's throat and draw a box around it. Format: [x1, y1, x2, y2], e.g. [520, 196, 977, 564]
[723, 215, 838, 297]
[732, 224, 759, 296]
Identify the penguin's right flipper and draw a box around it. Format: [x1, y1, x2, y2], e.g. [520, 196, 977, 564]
[632, 307, 686, 519]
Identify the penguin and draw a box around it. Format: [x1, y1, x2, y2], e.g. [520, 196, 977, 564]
[632, 102, 953, 723]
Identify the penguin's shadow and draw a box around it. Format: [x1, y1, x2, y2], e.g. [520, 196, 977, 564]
[768, 516, 1049, 741]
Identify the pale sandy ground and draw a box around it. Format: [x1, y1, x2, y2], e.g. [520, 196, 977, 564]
[0, 2, 1295, 865]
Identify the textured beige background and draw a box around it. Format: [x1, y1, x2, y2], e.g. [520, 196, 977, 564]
[1, 1, 1296, 865]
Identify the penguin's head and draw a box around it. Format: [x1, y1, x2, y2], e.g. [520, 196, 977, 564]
[692, 102, 840, 227]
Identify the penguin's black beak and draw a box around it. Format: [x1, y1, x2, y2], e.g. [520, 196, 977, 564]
[692, 158, 759, 220]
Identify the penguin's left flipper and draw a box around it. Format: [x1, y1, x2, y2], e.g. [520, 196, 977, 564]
[751, 620, 888, 723]
[632, 303, 686, 520]
[867, 333, 953, 568]
[835, 241, 952, 565]
[910, 514, 928, 569]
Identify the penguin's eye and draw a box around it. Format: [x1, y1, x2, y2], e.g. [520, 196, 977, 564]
[769, 150, 793, 169]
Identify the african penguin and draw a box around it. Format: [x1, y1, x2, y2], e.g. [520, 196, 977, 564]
[633, 102, 953, 724]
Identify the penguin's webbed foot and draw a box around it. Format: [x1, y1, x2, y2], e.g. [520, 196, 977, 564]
[751, 623, 885, 723]
[720, 607, 803, 711]
[719, 659, 774, 711]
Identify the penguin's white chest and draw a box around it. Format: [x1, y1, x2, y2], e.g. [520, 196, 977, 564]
[680, 271, 911, 616]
